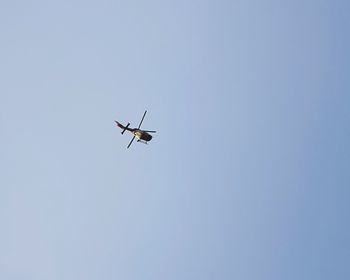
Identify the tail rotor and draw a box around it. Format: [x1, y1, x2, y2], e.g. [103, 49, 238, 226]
[115, 121, 130, 134]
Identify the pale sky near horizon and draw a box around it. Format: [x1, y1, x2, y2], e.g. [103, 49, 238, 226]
[1, 1, 349, 279]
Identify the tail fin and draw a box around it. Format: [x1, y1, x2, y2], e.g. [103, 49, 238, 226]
[115, 121, 124, 129]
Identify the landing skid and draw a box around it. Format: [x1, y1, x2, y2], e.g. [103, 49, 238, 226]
[137, 140, 148, 145]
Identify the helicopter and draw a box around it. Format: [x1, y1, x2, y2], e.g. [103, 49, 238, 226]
[115, 110, 156, 148]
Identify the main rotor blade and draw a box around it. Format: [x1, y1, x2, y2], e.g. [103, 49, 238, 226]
[138, 110, 147, 129]
[127, 136, 135, 149]
[143, 130, 156, 133]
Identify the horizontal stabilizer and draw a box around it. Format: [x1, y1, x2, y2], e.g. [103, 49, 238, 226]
[121, 123, 130, 134]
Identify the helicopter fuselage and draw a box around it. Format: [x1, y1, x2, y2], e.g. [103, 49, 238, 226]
[133, 129, 152, 142]
[115, 111, 156, 148]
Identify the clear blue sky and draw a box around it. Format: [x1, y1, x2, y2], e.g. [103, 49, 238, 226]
[1, 1, 349, 279]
